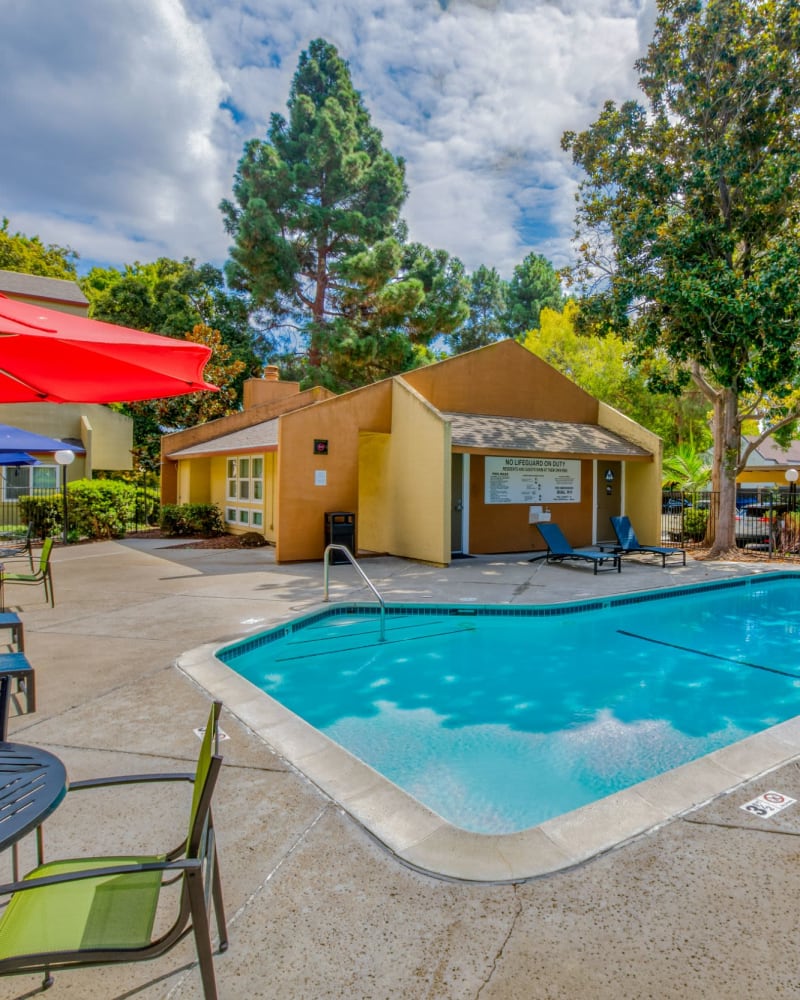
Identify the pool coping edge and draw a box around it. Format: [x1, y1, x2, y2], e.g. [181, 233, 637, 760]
[177, 627, 800, 882]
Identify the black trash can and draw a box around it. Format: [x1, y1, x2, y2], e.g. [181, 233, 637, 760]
[324, 512, 356, 563]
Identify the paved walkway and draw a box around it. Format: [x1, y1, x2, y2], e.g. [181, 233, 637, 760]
[2, 540, 799, 999]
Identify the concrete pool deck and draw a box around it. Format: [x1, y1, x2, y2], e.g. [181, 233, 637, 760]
[4, 540, 800, 997]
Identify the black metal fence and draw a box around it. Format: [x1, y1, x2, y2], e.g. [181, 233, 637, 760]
[661, 489, 800, 556]
[0, 469, 159, 539]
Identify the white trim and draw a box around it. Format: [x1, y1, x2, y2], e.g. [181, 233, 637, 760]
[461, 454, 470, 554]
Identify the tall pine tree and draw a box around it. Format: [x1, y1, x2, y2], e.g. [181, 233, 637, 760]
[221, 39, 417, 389]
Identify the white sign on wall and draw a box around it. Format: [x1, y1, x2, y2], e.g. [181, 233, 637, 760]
[484, 457, 581, 505]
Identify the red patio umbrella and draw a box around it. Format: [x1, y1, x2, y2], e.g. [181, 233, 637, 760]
[0, 294, 218, 403]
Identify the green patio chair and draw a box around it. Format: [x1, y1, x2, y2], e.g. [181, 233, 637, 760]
[0, 700, 229, 999]
[0, 536, 54, 608]
[0, 525, 34, 572]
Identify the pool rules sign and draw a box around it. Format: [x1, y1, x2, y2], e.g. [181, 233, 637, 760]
[484, 457, 581, 504]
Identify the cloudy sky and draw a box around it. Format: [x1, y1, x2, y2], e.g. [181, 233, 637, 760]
[1, 0, 656, 279]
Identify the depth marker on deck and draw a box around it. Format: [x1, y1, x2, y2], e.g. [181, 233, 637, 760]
[741, 791, 796, 819]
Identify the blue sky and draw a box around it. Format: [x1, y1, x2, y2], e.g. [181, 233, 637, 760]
[1, 0, 656, 279]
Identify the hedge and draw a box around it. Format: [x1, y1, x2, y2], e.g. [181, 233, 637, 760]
[159, 504, 227, 537]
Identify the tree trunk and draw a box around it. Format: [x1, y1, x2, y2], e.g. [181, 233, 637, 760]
[308, 240, 329, 369]
[707, 386, 739, 556]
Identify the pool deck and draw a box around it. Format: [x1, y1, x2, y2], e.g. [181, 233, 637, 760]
[4, 540, 800, 998]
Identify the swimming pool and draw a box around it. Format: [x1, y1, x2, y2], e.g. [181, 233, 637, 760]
[181, 571, 800, 880]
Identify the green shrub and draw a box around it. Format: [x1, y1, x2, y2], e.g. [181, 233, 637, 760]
[18, 496, 62, 540]
[239, 530, 267, 548]
[683, 508, 708, 541]
[68, 479, 137, 539]
[160, 504, 226, 537]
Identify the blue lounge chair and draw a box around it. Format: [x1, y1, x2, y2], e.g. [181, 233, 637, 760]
[535, 522, 621, 574]
[610, 515, 686, 567]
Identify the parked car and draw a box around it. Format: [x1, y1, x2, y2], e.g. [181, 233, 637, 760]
[735, 504, 789, 546]
[661, 497, 691, 512]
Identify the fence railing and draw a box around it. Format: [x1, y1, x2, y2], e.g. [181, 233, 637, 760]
[0, 473, 160, 540]
[661, 489, 800, 555]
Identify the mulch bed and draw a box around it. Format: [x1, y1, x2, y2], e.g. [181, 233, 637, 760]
[125, 529, 258, 550]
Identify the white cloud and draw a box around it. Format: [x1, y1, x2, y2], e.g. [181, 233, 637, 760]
[1, 0, 650, 276]
[0, 0, 229, 266]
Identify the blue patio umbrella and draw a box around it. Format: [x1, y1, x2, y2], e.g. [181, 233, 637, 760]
[0, 424, 84, 456]
[0, 452, 40, 466]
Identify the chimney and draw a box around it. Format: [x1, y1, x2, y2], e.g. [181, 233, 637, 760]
[243, 365, 301, 410]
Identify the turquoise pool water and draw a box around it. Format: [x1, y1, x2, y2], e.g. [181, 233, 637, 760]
[220, 574, 800, 834]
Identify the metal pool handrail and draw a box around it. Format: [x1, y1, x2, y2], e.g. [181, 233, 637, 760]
[322, 544, 386, 642]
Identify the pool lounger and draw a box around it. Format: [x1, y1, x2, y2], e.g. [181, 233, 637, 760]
[534, 522, 621, 574]
[609, 515, 687, 567]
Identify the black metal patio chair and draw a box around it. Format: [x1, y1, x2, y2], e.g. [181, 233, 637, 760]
[0, 700, 229, 999]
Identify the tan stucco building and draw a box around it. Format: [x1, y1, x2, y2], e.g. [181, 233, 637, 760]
[0, 270, 134, 479]
[162, 340, 662, 565]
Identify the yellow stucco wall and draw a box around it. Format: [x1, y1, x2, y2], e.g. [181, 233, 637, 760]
[597, 402, 662, 545]
[177, 457, 211, 505]
[173, 450, 278, 542]
[737, 468, 795, 486]
[375, 379, 450, 564]
[275, 383, 393, 562]
[403, 339, 599, 423]
[0, 403, 133, 473]
[356, 384, 449, 564]
[357, 432, 391, 552]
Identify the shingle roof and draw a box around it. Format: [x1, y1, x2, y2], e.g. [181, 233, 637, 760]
[742, 435, 800, 467]
[169, 411, 652, 460]
[0, 269, 88, 306]
[444, 412, 651, 458]
[166, 418, 279, 458]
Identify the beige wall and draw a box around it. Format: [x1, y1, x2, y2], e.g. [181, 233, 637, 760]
[598, 402, 661, 545]
[1, 295, 88, 317]
[0, 402, 133, 473]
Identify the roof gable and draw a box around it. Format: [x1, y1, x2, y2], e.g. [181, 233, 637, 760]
[401, 340, 599, 423]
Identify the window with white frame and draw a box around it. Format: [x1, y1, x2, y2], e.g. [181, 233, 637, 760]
[225, 456, 264, 526]
[2, 464, 59, 501]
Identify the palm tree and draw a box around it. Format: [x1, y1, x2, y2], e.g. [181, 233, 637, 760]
[661, 444, 711, 491]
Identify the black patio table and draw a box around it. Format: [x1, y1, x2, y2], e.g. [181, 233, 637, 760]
[0, 742, 67, 876]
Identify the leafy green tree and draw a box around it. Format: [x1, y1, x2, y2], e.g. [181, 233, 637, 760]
[451, 265, 508, 354]
[503, 252, 563, 338]
[83, 259, 258, 468]
[81, 257, 263, 367]
[523, 301, 711, 451]
[221, 38, 432, 389]
[0, 218, 78, 277]
[399, 243, 470, 347]
[562, 0, 800, 554]
[125, 324, 247, 471]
